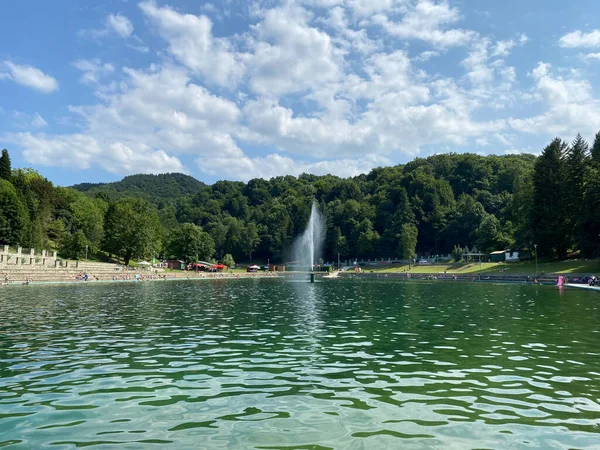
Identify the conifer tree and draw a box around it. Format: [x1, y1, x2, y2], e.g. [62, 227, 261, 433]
[564, 134, 589, 248]
[531, 138, 569, 258]
[0, 149, 11, 180]
[591, 131, 600, 165]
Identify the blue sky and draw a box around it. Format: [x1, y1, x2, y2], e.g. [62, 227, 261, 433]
[2, 0, 600, 186]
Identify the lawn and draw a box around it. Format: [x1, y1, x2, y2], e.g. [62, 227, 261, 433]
[368, 259, 600, 275]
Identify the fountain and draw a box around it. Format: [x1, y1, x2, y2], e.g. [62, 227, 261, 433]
[292, 200, 324, 282]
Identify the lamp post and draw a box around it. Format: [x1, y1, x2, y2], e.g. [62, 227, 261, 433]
[267, 258, 270, 270]
[534, 244, 538, 275]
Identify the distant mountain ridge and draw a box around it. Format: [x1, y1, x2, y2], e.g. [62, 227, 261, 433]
[72, 173, 205, 204]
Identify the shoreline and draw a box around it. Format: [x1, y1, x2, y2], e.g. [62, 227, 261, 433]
[0, 271, 282, 287]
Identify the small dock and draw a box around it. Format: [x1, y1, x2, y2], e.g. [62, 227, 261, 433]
[566, 283, 600, 292]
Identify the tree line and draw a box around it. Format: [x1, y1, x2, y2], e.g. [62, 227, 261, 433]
[0, 135, 599, 266]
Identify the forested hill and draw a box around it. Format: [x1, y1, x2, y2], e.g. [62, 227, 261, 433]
[71, 173, 205, 204]
[1, 140, 599, 266]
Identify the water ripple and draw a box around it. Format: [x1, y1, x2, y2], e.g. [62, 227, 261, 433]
[1, 279, 600, 448]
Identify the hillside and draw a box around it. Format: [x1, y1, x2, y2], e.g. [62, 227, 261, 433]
[72, 173, 205, 204]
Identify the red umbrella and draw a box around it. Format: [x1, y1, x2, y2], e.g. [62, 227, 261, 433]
[211, 264, 226, 269]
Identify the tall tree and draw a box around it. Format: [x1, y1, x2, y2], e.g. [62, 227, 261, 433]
[103, 198, 162, 265]
[579, 165, 600, 257]
[475, 214, 511, 253]
[564, 134, 590, 248]
[0, 180, 29, 245]
[0, 149, 11, 180]
[531, 138, 569, 258]
[591, 131, 600, 165]
[399, 223, 418, 267]
[241, 221, 260, 261]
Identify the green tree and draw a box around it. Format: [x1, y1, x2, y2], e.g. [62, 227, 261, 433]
[591, 131, 600, 165]
[63, 229, 90, 260]
[0, 149, 11, 180]
[443, 194, 486, 249]
[398, 223, 418, 267]
[103, 198, 162, 265]
[0, 180, 29, 245]
[579, 166, 600, 257]
[508, 172, 534, 249]
[475, 214, 511, 253]
[564, 134, 589, 248]
[451, 244, 463, 262]
[69, 192, 104, 252]
[355, 219, 380, 258]
[170, 223, 215, 263]
[531, 138, 569, 258]
[241, 221, 260, 261]
[221, 253, 235, 269]
[47, 219, 68, 248]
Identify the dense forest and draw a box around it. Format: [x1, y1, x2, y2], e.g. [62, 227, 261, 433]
[1, 133, 599, 265]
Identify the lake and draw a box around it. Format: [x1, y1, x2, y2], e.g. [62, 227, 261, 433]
[1, 278, 600, 449]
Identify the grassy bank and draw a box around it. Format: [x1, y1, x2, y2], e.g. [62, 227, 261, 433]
[367, 259, 600, 275]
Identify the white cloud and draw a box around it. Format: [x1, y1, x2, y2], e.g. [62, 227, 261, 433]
[13, 111, 48, 128]
[6, 65, 241, 175]
[371, 0, 476, 48]
[73, 59, 115, 85]
[139, 0, 244, 86]
[10, 0, 594, 182]
[197, 152, 390, 181]
[347, 0, 399, 19]
[414, 50, 440, 62]
[106, 14, 134, 38]
[559, 29, 600, 48]
[492, 33, 528, 57]
[3, 132, 185, 175]
[246, 3, 342, 96]
[319, 6, 380, 55]
[81, 13, 147, 51]
[1, 61, 58, 93]
[509, 62, 600, 137]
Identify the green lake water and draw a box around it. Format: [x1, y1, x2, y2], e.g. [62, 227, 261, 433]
[1, 278, 600, 449]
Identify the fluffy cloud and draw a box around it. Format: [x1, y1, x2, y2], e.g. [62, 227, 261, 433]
[83, 13, 135, 39]
[371, 0, 476, 47]
[509, 62, 600, 136]
[1, 61, 58, 93]
[3, 132, 185, 175]
[73, 59, 115, 85]
[10, 0, 587, 181]
[139, 1, 244, 86]
[559, 29, 600, 48]
[106, 14, 134, 38]
[246, 3, 343, 96]
[197, 152, 390, 181]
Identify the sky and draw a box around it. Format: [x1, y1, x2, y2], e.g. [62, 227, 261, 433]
[1, 0, 600, 186]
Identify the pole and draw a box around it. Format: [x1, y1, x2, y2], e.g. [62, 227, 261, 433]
[534, 244, 538, 275]
[338, 253, 340, 269]
[85, 245, 88, 261]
